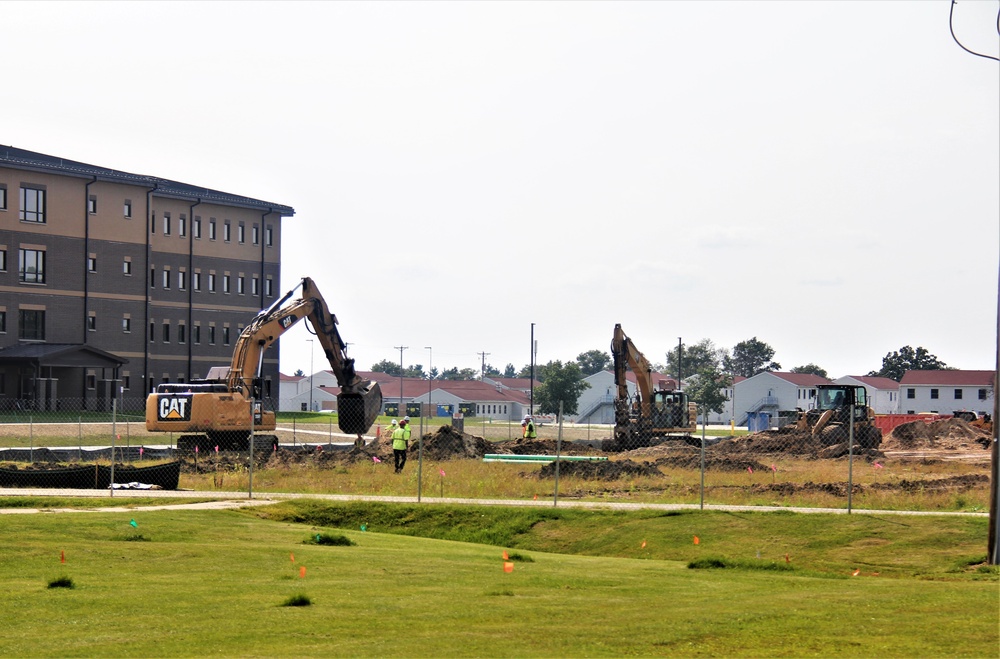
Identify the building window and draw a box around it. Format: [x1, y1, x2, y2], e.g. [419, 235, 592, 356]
[178, 270, 187, 290]
[162, 321, 170, 343]
[149, 320, 155, 342]
[237, 275, 245, 295]
[193, 324, 201, 344]
[265, 278, 274, 297]
[265, 225, 273, 246]
[19, 186, 45, 223]
[0, 248, 7, 271]
[954, 389, 962, 400]
[178, 324, 186, 344]
[0, 310, 6, 333]
[19, 309, 45, 341]
[209, 219, 217, 240]
[930, 388, 939, 400]
[163, 213, 171, 235]
[194, 216, 202, 239]
[150, 213, 156, 234]
[223, 274, 231, 294]
[208, 273, 216, 292]
[87, 314, 96, 331]
[238, 222, 245, 244]
[86, 374, 96, 390]
[150, 266, 156, 288]
[18, 249, 45, 284]
[193, 271, 201, 291]
[223, 326, 231, 345]
[252, 224, 259, 245]
[88, 255, 97, 273]
[123, 374, 131, 390]
[906, 388, 915, 399]
[124, 200, 132, 218]
[162, 269, 170, 289]
[223, 220, 231, 242]
[980, 389, 989, 400]
[0, 185, 7, 210]
[179, 215, 187, 237]
[122, 317, 131, 333]
[123, 259, 132, 276]
[88, 196, 97, 214]
[208, 325, 216, 345]
[251, 276, 259, 296]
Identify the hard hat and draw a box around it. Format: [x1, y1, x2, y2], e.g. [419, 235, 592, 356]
[403, 416, 410, 422]
[391, 419, 398, 425]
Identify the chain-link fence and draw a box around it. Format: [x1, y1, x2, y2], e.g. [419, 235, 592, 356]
[0, 397, 993, 511]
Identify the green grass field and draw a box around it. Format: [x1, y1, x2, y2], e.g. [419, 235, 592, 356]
[1, 499, 996, 657]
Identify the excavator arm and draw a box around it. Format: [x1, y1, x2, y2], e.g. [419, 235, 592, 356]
[611, 324, 655, 422]
[227, 277, 382, 434]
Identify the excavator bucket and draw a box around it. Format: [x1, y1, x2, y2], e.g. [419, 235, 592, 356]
[338, 382, 383, 435]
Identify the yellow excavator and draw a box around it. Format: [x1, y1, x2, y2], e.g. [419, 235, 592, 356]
[794, 384, 882, 449]
[145, 277, 382, 451]
[605, 324, 697, 451]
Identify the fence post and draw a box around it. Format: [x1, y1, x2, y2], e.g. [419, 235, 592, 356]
[248, 397, 255, 499]
[78, 415, 83, 461]
[848, 403, 855, 513]
[29, 414, 33, 464]
[553, 401, 563, 506]
[700, 407, 706, 510]
[110, 400, 116, 498]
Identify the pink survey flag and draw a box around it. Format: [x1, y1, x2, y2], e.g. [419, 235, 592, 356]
[372, 456, 381, 463]
[439, 469, 446, 477]
[214, 445, 219, 453]
[873, 462, 884, 469]
[747, 466, 753, 474]
[139, 447, 144, 456]
[770, 464, 776, 472]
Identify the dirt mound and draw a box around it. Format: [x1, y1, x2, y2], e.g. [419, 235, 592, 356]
[652, 454, 772, 473]
[882, 418, 990, 451]
[413, 426, 496, 461]
[714, 428, 824, 456]
[499, 438, 602, 456]
[537, 458, 662, 480]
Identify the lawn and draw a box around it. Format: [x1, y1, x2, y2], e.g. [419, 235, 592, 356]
[0, 500, 996, 657]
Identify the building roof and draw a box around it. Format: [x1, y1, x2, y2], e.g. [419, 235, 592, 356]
[0, 343, 127, 367]
[320, 377, 529, 404]
[841, 375, 902, 390]
[768, 372, 833, 386]
[279, 373, 306, 382]
[0, 145, 294, 216]
[898, 370, 995, 386]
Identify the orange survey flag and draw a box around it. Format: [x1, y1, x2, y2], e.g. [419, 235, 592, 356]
[502, 551, 509, 560]
[300, 566, 307, 578]
[503, 562, 514, 573]
[693, 536, 700, 545]
[641, 540, 647, 549]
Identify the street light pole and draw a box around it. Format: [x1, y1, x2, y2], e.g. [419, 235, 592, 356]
[394, 345, 407, 415]
[530, 323, 535, 414]
[307, 339, 314, 412]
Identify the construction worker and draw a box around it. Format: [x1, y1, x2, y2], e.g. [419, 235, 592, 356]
[522, 415, 537, 439]
[392, 417, 411, 473]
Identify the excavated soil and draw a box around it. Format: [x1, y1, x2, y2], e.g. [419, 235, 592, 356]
[881, 418, 991, 451]
[537, 459, 662, 479]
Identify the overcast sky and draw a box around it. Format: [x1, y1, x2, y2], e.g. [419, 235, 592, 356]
[5, 1, 998, 379]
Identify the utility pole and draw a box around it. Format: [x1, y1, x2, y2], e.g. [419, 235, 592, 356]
[530, 324, 535, 414]
[478, 351, 491, 380]
[677, 337, 683, 390]
[394, 345, 407, 415]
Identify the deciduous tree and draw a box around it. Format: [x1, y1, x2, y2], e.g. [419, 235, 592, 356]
[534, 361, 591, 415]
[791, 363, 828, 378]
[576, 350, 611, 376]
[868, 346, 948, 382]
[723, 337, 781, 378]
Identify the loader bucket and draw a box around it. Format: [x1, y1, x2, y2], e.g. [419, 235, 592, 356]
[338, 382, 383, 435]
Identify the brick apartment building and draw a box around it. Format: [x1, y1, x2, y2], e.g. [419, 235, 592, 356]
[0, 146, 293, 411]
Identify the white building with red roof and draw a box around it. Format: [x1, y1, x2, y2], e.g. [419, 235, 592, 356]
[897, 370, 995, 416]
[833, 375, 902, 414]
[732, 371, 833, 427]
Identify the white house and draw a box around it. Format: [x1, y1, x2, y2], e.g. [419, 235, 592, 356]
[897, 370, 995, 416]
[702, 376, 745, 425]
[834, 375, 901, 414]
[574, 369, 679, 424]
[733, 372, 832, 426]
